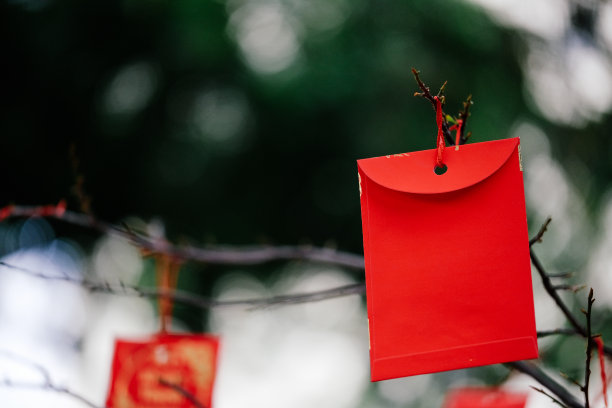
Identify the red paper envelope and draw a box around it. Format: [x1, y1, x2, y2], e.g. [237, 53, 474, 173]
[357, 137, 538, 381]
[443, 388, 529, 408]
[106, 333, 219, 408]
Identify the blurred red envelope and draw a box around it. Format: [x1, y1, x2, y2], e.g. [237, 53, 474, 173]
[443, 388, 529, 408]
[106, 333, 219, 408]
[357, 137, 538, 381]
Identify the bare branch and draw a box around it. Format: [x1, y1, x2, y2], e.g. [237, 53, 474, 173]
[538, 328, 581, 338]
[530, 386, 570, 408]
[159, 378, 206, 408]
[530, 250, 587, 337]
[0, 206, 365, 270]
[529, 250, 612, 358]
[553, 284, 587, 293]
[548, 271, 575, 279]
[457, 95, 473, 145]
[411, 68, 454, 145]
[0, 261, 365, 310]
[530, 217, 553, 247]
[507, 361, 583, 408]
[582, 289, 595, 408]
[0, 350, 102, 408]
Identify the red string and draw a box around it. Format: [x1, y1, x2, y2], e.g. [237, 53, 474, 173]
[450, 119, 463, 148]
[595, 336, 608, 408]
[434, 96, 445, 168]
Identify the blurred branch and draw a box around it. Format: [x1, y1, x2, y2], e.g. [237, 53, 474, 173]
[0, 261, 365, 309]
[0, 350, 103, 408]
[0, 205, 365, 270]
[2, 206, 610, 408]
[159, 378, 205, 408]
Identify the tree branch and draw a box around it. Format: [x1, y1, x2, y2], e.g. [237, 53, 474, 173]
[0, 350, 103, 408]
[411, 68, 455, 145]
[530, 217, 552, 247]
[531, 386, 570, 408]
[457, 95, 473, 144]
[159, 378, 206, 408]
[538, 328, 582, 338]
[581, 289, 595, 408]
[0, 261, 365, 310]
[0, 205, 365, 270]
[530, 236, 612, 357]
[507, 361, 583, 408]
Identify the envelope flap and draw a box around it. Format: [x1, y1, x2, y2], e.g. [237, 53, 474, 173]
[357, 138, 520, 194]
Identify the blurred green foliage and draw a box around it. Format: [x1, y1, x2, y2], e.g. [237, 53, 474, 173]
[1, 0, 532, 249]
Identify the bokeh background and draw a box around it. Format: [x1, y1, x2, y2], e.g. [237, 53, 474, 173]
[1, 0, 612, 406]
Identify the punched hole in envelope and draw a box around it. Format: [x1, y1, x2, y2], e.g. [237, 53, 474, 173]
[434, 163, 448, 175]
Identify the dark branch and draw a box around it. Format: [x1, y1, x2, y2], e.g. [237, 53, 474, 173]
[582, 289, 595, 408]
[411, 68, 454, 145]
[530, 250, 587, 337]
[159, 378, 205, 408]
[457, 95, 473, 144]
[530, 250, 612, 357]
[530, 217, 552, 247]
[538, 328, 581, 338]
[507, 361, 583, 408]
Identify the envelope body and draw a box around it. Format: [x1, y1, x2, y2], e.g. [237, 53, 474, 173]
[443, 388, 529, 408]
[357, 137, 538, 381]
[106, 333, 219, 408]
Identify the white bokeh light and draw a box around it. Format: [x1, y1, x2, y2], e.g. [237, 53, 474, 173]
[228, 1, 302, 74]
[210, 267, 369, 408]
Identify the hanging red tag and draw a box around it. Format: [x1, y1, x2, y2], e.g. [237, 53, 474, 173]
[442, 388, 529, 408]
[106, 333, 220, 408]
[357, 137, 538, 381]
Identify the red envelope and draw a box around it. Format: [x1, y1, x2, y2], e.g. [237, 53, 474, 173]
[106, 333, 219, 408]
[357, 138, 538, 381]
[443, 388, 529, 408]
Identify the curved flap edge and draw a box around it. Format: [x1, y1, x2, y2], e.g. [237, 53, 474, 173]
[357, 138, 520, 194]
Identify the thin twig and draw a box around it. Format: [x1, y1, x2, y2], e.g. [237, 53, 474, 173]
[0, 261, 365, 309]
[530, 217, 552, 247]
[530, 250, 586, 335]
[159, 378, 206, 408]
[548, 271, 575, 279]
[507, 361, 583, 408]
[538, 328, 582, 338]
[582, 289, 595, 408]
[530, 249, 612, 357]
[411, 68, 454, 145]
[0, 350, 103, 408]
[553, 284, 587, 293]
[531, 386, 570, 408]
[457, 95, 473, 144]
